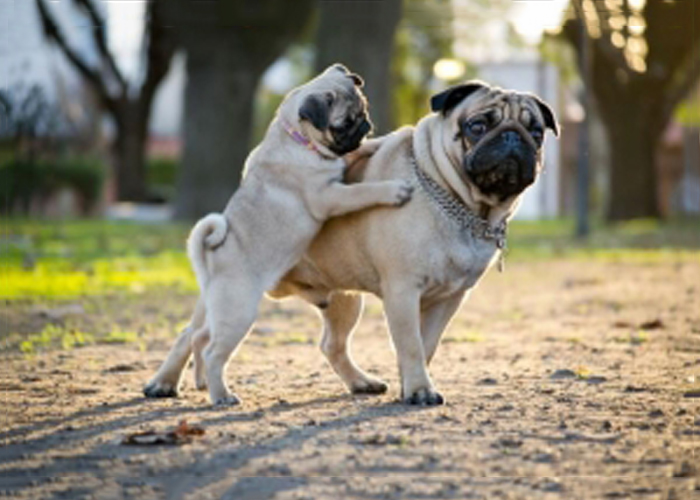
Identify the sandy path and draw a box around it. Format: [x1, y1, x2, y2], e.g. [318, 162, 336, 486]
[1, 258, 699, 499]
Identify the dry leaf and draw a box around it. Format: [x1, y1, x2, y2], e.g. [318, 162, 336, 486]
[639, 319, 664, 330]
[121, 420, 205, 446]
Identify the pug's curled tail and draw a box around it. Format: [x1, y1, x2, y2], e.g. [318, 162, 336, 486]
[187, 213, 228, 291]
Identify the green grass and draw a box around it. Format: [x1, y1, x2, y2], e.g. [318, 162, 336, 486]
[1, 219, 194, 299]
[443, 330, 485, 343]
[18, 324, 94, 354]
[506, 217, 700, 262]
[1, 217, 698, 354]
[1, 217, 699, 301]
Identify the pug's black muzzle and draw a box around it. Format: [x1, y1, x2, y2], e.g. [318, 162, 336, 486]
[329, 117, 373, 155]
[465, 129, 537, 200]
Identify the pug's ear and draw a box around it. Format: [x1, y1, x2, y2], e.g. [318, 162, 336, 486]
[532, 96, 560, 137]
[430, 81, 489, 116]
[348, 73, 364, 87]
[299, 94, 330, 130]
[331, 63, 350, 74]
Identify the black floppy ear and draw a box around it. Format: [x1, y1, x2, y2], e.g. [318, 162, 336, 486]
[348, 73, 364, 87]
[533, 96, 560, 137]
[299, 94, 330, 130]
[331, 63, 364, 87]
[430, 81, 489, 116]
[331, 63, 349, 74]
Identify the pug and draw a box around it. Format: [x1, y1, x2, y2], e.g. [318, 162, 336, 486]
[143, 64, 413, 405]
[269, 80, 559, 405]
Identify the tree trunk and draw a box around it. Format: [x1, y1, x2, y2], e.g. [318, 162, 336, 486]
[315, 0, 402, 134]
[164, 0, 315, 220]
[113, 101, 149, 201]
[174, 51, 260, 218]
[600, 102, 661, 220]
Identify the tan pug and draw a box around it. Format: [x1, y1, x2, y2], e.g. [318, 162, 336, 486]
[269, 81, 560, 405]
[143, 64, 413, 405]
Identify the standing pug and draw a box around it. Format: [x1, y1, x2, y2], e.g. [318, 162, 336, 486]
[270, 81, 560, 405]
[144, 64, 412, 405]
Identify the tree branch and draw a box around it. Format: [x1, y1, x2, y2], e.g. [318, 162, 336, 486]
[139, 0, 177, 107]
[72, 0, 128, 94]
[566, 1, 634, 81]
[35, 0, 118, 115]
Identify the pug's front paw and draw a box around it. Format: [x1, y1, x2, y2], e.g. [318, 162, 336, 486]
[384, 180, 414, 207]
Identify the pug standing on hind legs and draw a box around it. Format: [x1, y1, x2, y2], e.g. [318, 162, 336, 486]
[143, 64, 413, 406]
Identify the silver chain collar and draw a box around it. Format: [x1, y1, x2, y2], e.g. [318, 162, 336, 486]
[409, 146, 508, 258]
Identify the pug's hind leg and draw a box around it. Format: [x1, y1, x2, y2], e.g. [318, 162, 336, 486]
[320, 292, 388, 395]
[144, 298, 206, 398]
[191, 326, 210, 391]
[203, 275, 262, 406]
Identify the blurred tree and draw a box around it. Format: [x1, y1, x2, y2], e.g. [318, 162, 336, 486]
[315, 0, 402, 134]
[393, 0, 456, 127]
[36, 0, 177, 202]
[0, 84, 66, 161]
[562, 0, 700, 221]
[163, 1, 316, 219]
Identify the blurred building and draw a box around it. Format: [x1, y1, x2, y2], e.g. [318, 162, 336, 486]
[0, 0, 100, 133]
[0, 0, 184, 148]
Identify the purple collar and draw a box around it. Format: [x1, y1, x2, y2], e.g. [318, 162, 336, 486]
[280, 119, 319, 153]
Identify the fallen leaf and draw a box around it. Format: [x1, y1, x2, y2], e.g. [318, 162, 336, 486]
[639, 319, 664, 330]
[477, 377, 498, 386]
[121, 420, 205, 446]
[613, 319, 664, 330]
[612, 320, 633, 329]
[104, 362, 146, 373]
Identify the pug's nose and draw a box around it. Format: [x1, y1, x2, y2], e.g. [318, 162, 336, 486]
[501, 130, 521, 146]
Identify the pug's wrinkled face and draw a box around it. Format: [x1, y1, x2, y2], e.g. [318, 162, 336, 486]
[431, 81, 559, 201]
[296, 64, 373, 156]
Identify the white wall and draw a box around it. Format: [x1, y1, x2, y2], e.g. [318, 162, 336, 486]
[0, 0, 99, 101]
[0, 0, 181, 138]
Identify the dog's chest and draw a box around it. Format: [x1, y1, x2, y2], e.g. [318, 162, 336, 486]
[421, 235, 497, 299]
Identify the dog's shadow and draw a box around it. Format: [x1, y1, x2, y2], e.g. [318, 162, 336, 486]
[1, 390, 431, 498]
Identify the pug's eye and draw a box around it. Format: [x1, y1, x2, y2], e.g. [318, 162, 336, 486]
[530, 126, 544, 144]
[325, 93, 334, 106]
[467, 120, 487, 137]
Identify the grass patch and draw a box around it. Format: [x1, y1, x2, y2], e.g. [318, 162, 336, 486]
[17, 324, 94, 354]
[1, 217, 699, 302]
[10, 322, 147, 354]
[443, 330, 484, 343]
[612, 331, 649, 345]
[1, 220, 194, 300]
[507, 217, 700, 262]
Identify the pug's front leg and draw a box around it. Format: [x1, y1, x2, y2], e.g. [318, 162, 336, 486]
[382, 282, 444, 406]
[343, 138, 386, 183]
[312, 180, 413, 220]
[343, 137, 385, 166]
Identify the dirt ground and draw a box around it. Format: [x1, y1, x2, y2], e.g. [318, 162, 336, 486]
[1, 257, 699, 499]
